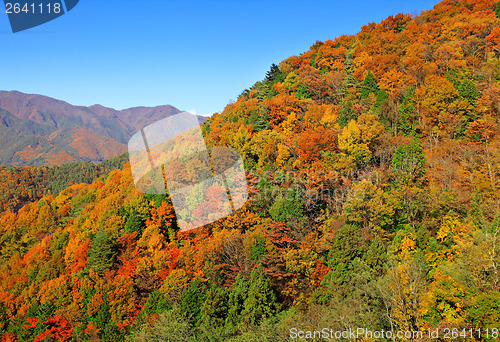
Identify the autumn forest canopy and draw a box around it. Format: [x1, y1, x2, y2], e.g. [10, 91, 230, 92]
[3, 0, 500, 340]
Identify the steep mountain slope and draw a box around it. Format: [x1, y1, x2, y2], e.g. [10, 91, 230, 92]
[0, 91, 183, 166]
[2, 0, 500, 341]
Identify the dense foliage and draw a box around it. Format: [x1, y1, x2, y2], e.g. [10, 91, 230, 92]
[0, 154, 128, 213]
[3, 0, 500, 340]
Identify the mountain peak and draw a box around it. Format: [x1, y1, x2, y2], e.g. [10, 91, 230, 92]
[0, 91, 185, 166]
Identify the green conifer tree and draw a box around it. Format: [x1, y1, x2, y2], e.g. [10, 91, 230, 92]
[391, 138, 426, 185]
[360, 71, 378, 99]
[242, 265, 278, 325]
[364, 235, 387, 276]
[88, 230, 117, 275]
[180, 278, 205, 325]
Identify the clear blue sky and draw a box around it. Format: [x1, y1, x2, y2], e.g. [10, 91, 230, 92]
[0, 0, 438, 116]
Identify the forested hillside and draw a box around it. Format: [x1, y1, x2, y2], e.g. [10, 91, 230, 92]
[0, 91, 183, 166]
[2, 0, 500, 340]
[0, 154, 128, 213]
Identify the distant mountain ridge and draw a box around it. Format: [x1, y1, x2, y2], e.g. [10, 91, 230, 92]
[0, 91, 202, 166]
